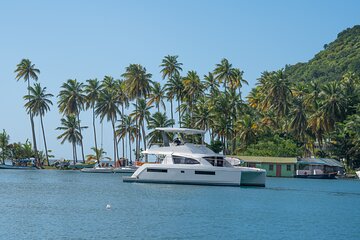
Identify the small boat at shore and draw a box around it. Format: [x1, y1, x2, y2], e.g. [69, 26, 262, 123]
[81, 166, 113, 173]
[356, 170, 360, 179]
[113, 167, 137, 174]
[0, 164, 36, 170]
[81, 166, 137, 174]
[68, 162, 96, 169]
[294, 170, 337, 179]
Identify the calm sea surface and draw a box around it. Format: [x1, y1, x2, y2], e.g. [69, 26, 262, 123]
[0, 170, 359, 240]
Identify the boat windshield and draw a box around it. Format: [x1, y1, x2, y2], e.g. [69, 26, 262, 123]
[203, 157, 231, 167]
[172, 155, 200, 164]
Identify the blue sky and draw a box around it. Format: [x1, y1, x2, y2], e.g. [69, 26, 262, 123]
[0, 0, 359, 160]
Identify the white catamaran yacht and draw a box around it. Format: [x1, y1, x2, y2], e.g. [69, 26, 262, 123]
[123, 128, 266, 187]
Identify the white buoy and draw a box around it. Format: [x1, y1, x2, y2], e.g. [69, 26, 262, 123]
[106, 204, 111, 210]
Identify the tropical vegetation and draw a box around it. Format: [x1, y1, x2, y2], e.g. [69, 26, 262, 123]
[2, 25, 360, 170]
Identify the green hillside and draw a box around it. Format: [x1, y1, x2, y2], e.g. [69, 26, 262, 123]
[285, 25, 360, 82]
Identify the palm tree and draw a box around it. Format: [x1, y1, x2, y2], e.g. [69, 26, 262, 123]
[203, 72, 220, 97]
[0, 129, 10, 164]
[193, 97, 213, 131]
[160, 55, 183, 80]
[230, 68, 248, 99]
[235, 115, 258, 148]
[114, 79, 129, 158]
[165, 72, 184, 126]
[14, 59, 40, 164]
[147, 82, 166, 112]
[213, 58, 233, 91]
[212, 92, 232, 154]
[24, 83, 53, 165]
[319, 81, 346, 132]
[226, 90, 244, 154]
[289, 97, 308, 142]
[102, 75, 116, 90]
[147, 112, 175, 146]
[86, 147, 110, 165]
[246, 87, 262, 110]
[84, 78, 103, 153]
[182, 70, 204, 123]
[304, 80, 321, 111]
[95, 88, 120, 164]
[340, 72, 360, 115]
[130, 98, 152, 161]
[58, 79, 86, 162]
[116, 115, 137, 163]
[122, 64, 152, 160]
[262, 70, 293, 119]
[160, 55, 183, 124]
[56, 115, 86, 164]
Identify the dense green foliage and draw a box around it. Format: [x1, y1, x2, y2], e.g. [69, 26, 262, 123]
[242, 135, 302, 157]
[285, 25, 360, 83]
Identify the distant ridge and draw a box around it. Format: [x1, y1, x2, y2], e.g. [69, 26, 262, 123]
[285, 25, 360, 82]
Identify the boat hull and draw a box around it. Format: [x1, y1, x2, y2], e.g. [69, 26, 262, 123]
[112, 167, 137, 174]
[294, 173, 337, 179]
[68, 163, 96, 169]
[123, 164, 265, 187]
[80, 167, 113, 173]
[356, 171, 360, 179]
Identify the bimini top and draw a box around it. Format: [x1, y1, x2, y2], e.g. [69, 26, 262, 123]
[155, 127, 206, 135]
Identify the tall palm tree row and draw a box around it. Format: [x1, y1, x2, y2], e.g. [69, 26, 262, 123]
[13, 57, 360, 168]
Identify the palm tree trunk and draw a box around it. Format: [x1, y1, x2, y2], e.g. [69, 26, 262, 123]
[27, 80, 39, 166]
[72, 142, 76, 165]
[232, 117, 236, 155]
[135, 98, 140, 161]
[222, 135, 226, 155]
[29, 113, 39, 166]
[128, 134, 132, 163]
[142, 122, 147, 162]
[115, 116, 120, 162]
[74, 144, 78, 163]
[178, 98, 181, 127]
[111, 117, 117, 165]
[170, 99, 174, 127]
[92, 106, 98, 152]
[77, 113, 85, 163]
[121, 104, 125, 159]
[40, 115, 49, 165]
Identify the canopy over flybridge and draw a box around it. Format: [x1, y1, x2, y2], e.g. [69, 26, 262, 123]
[155, 128, 206, 135]
[155, 128, 205, 147]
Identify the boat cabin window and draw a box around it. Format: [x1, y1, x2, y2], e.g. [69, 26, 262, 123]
[172, 155, 199, 164]
[216, 160, 224, 167]
[147, 168, 167, 173]
[204, 157, 224, 167]
[195, 170, 215, 175]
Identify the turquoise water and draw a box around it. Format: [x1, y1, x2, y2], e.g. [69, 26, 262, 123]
[0, 170, 359, 240]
